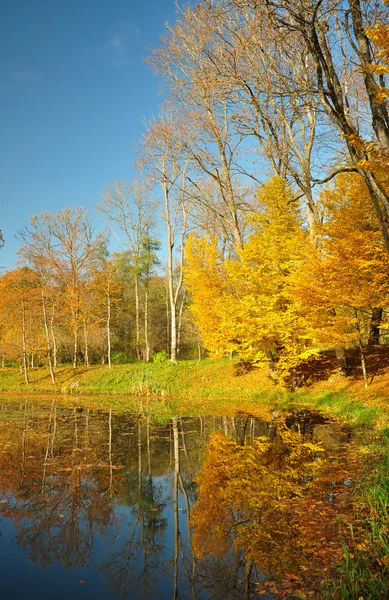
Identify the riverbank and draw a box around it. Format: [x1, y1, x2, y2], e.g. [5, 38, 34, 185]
[0, 358, 272, 396]
[1, 356, 389, 402]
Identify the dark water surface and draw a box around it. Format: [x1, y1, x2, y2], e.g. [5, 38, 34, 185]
[0, 399, 362, 599]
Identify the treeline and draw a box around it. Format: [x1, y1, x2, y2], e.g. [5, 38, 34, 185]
[2, 0, 389, 386]
[0, 203, 196, 383]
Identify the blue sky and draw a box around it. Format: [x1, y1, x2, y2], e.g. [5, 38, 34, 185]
[0, 0, 177, 269]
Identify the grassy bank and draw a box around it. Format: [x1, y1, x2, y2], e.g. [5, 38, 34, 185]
[1, 356, 389, 402]
[0, 359, 283, 399]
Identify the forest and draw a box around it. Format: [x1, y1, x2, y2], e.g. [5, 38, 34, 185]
[1, 0, 389, 392]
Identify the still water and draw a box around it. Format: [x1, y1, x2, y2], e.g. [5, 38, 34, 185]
[0, 400, 362, 599]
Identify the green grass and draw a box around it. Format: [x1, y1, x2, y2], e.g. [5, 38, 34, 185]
[0, 359, 277, 398]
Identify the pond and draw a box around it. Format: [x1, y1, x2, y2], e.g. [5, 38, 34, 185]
[0, 399, 365, 599]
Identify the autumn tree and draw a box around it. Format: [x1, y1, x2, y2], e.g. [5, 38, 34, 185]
[139, 113, 189, 362]
[186, 178, 309, 379]
[18, 215, 60, 383]
[42, 207, 105, 368]
[291, 173, 389, 387]
[98, 179, 159, 361]
[185, 235, 228, 357]
[0, 269, 40, 383]
[91, 253, 122, 368]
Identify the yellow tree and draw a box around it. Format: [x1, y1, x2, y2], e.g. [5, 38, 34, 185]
[291, 174, 389, 387]
[184, 235, 229, 356]
[224, 178, 309, 378]
[0, 269, 40, 383]
[185, 178, 310, 379]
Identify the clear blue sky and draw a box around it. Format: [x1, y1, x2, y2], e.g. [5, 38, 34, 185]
[0, 0, 177, 269]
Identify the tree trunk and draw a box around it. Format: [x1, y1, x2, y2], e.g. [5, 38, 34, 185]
[263, 348, 275, 378]
[177, 290, 186, 357]
[165, 289, 170, 355]
[107, 290, 112, 369]
[83, 320, 89, 367]
[358, 339, 369, 388]
[170, 299, 177, 362]
[335, 346, 349, 376]
[50, 303, 58, 367]
[166, 208, 177, 361]
[144, 284, 150, 362]
[73, 311, 78, 369]
[41, 290, 56, 385]
[21, 299, 29, 385]
[135, 275, 141, 361]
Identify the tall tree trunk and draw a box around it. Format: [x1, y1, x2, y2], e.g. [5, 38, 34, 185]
[358, 339, 369, 388]
[166, 210, 177, 361]
[177, 290, 186, 357]
[144, 283, 150, 362]
[165, 288, 170, 355]
[41, 290, 56, 385]
[170, 300, 177, 361]
[73, 310, 78, 369]
[107, 289, 112, 369]
[50, 306, 58, 368]
[83, 320, 89, 367]
[135, 275, 141, 361]
[21, 299, 29, 384]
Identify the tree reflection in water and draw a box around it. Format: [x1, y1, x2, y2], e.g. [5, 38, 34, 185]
[0, 402, 362, 599]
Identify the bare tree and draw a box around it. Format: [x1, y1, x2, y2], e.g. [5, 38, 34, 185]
[42, 208, 105, 368]
[150, 3, 323, 238]
[139, 114, 188, 362]
[18, 216, 58, 384]
[98, 180, 158, 361]
[254, 0, 389, 247]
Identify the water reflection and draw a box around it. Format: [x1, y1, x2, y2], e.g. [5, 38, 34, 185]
[0, 401, 361, 599]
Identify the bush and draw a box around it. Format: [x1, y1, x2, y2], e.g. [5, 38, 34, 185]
[153, 350, 169, 363]
[111, 351, 127, 365]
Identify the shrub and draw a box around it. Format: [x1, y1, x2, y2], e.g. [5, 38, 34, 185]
[153, 350, 169, 363]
